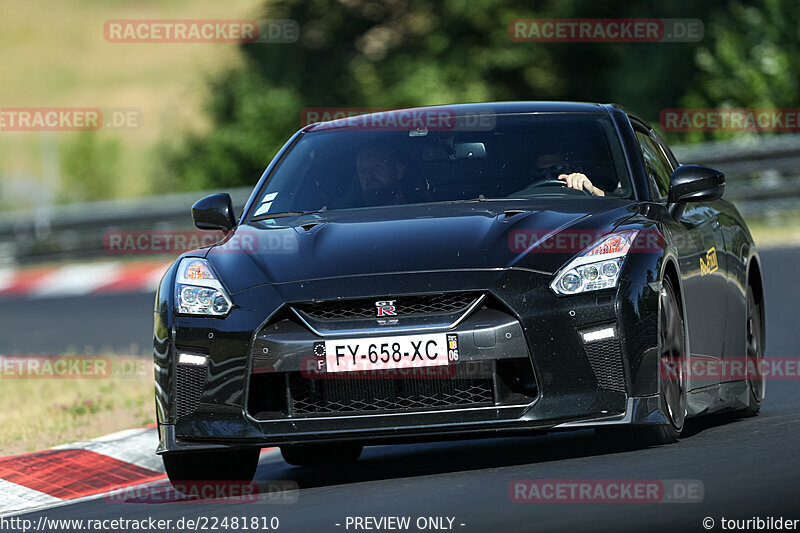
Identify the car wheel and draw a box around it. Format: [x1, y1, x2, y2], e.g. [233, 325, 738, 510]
[647, 276, 688, 441]
[741, 285, 765, 416]
[163, 448, 260, 486]
[280, 443, 363, 467]
[599, 277, 686, 447]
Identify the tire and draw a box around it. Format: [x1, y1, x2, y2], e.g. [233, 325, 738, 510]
[163, 448, 260, 486]
[598, 276, 687, 447]
[280, 443, 363, 467]
[741, 284, 765, 417]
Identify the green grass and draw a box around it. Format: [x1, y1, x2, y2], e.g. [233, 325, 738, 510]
[748, 219, 800, 248]
[0, 0, 262, 205]
[1, 355, 154, 456]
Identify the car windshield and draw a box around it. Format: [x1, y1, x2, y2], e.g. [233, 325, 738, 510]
[249, 113, 632, 218]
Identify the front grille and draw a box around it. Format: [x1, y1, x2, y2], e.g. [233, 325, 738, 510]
[584, 339, 626, 393]
[294, 292, 480, 321]
[287, 363, 494, 415]
[175, 364, 206, 418]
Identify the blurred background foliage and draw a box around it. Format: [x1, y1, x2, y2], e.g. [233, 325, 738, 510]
[61, 133, 121, 203]
[161, 0, 799, 191]
[2, 0, 798, 203]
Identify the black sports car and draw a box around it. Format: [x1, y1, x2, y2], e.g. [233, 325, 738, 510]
[154, 102, 765, 484]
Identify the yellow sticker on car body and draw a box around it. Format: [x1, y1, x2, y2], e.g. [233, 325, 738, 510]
[700, 247, 718, 276]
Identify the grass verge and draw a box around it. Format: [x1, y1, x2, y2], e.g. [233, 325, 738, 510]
[748, 221, 800, 249]
[1, 355, 153, 456]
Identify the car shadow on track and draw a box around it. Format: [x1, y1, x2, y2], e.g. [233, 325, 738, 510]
[254, 411, 750, 491]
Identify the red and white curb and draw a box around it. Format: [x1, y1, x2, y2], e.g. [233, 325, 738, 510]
[0, 261, 170, 299]
[0, 426, 165, 516]
[0, 427, 282, 517]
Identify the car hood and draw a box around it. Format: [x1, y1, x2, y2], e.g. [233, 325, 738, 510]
[207, 200, 639, 293]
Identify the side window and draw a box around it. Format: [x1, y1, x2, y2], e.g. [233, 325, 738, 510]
[635, 131, 672, 201]
[649, 130, 679, 168]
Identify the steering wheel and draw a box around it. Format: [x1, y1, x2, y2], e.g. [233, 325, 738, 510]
[528, 179, 593, 196]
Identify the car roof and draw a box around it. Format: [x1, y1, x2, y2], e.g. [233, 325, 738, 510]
[304, 101, 615, 131]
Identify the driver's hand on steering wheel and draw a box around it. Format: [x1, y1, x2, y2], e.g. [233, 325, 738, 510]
[558, 173, 605, 196]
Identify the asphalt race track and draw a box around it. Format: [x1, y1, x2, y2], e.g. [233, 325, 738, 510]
[0, 292, 155, 356]
[6, 246, 800, 532]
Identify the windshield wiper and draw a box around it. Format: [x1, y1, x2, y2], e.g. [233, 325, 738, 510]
[467, 194, 487, 202]
[433, 195, 529, 205]
[426, 195, 487, 206]
[462, 195, 530, 202]
[250, 206, 327, 222]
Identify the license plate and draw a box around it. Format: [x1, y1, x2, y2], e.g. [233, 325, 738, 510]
[318, 333, 459, 373]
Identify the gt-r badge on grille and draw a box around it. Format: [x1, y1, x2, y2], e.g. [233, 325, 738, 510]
[375, 300, 397, 317]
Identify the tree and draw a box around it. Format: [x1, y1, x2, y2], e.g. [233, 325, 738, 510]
[159, 0, 768, 190]
[678, 0, 800, 142]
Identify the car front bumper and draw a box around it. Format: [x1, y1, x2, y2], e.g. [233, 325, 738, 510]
[155, 269, 664, 454]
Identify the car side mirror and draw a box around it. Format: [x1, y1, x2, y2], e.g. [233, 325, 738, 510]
[192, 193, 236, 231]
[668, 165, 725, 204]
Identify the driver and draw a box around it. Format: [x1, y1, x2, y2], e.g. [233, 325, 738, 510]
[356, 144, 408, 205]
[533, 154, 606, 197]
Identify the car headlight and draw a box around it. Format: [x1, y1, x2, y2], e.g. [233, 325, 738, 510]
[550, 230, 639, 296]
[175, 258, 233, 316]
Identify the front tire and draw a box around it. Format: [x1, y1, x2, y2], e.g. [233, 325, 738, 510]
[163, 448, 260, 486]
[598, 276, 687, 447]
[741, 285, 765, 416]
[641, 276, 688, 443]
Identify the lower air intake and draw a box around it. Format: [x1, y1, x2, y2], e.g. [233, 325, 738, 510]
[288, 363, 494, 415]
[175, 364, 206, 418]
[583, 339, 626, 393]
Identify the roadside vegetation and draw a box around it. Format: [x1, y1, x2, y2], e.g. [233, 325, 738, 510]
[0, 356, 153, 456]
[0, 0, 259, 209]
[161, 0, 800, 191]
[3, 0, 799, 204]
